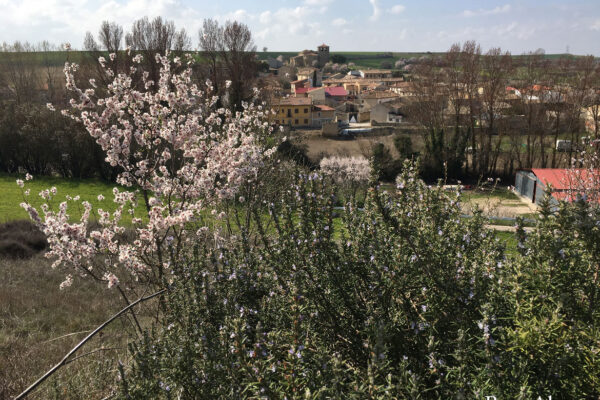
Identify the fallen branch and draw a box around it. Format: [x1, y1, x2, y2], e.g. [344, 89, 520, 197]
[15, 288, 166, 400]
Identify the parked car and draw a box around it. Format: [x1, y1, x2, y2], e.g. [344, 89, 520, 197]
[556, 140, 573, 152]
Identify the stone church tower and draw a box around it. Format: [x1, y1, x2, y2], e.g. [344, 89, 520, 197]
[317, 43, 329, 68]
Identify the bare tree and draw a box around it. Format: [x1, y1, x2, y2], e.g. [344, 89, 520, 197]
[81, 21, 127, 91]
[586, 63, 600, 139]
[125, 16, 191, 85]
[126, 16, 176, 52]
[198, 19, 258, 110]
[508, 50, 550, 170]
[83, 32, 98, 52]
[221, 21, 257, 109]
[98, 21, 123, 53]
[479, 47, 512, 175]
[173, 28, 192, 51]
[198, 18, 224, 94]
[459, 41, 481, 174]
[565, 56, 597, 163]
[0, 41, 39, 104]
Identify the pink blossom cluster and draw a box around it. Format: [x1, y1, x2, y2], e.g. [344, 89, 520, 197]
[23, 51, 275, 289]
[319, 156, 371, 183]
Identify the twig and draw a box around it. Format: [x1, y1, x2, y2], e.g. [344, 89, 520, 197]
[42, 330, 92, 344]
[63, 346, 124, 365]
[15, 288, 166, 400]
[116, 285, 143, 336]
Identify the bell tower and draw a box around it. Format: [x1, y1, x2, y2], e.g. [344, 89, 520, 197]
[317, 43, 329, 68]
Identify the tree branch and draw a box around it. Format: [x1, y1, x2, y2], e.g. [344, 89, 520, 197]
[15, 288, 166, 400]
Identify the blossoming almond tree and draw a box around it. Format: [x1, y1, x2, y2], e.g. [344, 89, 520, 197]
[20, 50, 275, 291]
[319, 156, 371, 184]
[320, 156, 371, 201]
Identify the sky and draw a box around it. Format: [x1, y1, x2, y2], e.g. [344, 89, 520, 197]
[0, 0, 599, 55]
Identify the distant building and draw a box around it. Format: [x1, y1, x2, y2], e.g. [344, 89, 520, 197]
[297, 67, 322, 87]
[514, 168, 599, 205]
[318, 43, 330, 68]
[370, 102, 404, 124]
[358, 91, 400, 111]
[291, 79, 309, 93]
[273, 97, 313, 127]
[360, 69, 393, 79]
[294, 86, 348, 104]
[312, 104, 335, 126]
[267, 57, 283, 70]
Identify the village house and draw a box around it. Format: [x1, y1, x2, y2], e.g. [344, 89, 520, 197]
[293, 86, 349, 105]
[312, 104, 335, 127]
[360, 69, 393, 79]
[273, 97, 313, 128]
[322, 75, 405, 96]
[390, 81, 416, 96]
[370, 102, 404, 124]
[291, 79, 309, 93]
[297, 67, 323, 87]
[358, 91, 400, 112]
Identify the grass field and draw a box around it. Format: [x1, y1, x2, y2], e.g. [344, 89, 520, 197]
[0, 174, 146, 223]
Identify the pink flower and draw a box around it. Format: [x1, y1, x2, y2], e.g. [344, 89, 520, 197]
[20, 50, 275, 290]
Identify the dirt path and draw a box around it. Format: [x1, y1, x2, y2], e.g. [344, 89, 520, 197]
[462, 196, 538, 219]
[485, 224, 534, 232]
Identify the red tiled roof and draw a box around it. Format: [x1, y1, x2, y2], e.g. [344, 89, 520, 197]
[294, 87, 310, 94]
[314, 104, 335, 111]
[324, 86, 348, 97]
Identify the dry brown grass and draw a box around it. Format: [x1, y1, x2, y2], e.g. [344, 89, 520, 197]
[293, 130, 424, 162]
[0, 220, 47, 259]
[0, 253, 156, 399]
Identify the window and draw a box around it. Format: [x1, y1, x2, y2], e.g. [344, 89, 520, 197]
[287, 109, 292, 117]
[304, 108, 308, 113]
[294, 119, 298, 124]
[275, 120, 279, 124]
[304, 119, 308, 124]
[295, 108, 299, 114]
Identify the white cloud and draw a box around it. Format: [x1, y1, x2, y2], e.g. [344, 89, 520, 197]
[462, 4, 511, 18]
[0, 0, 201, 49]
[304, 0, 333, 5]
[398, 28, 408, 40]
[219, 9, 252, 23]
[390, 5, 405, 14]
[259, 11, 271, 24]
[254, 6, 317, 41]
[369, 0, 381, 21]
[332, 18, 348, 27]
[591, 19, 600, 31]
